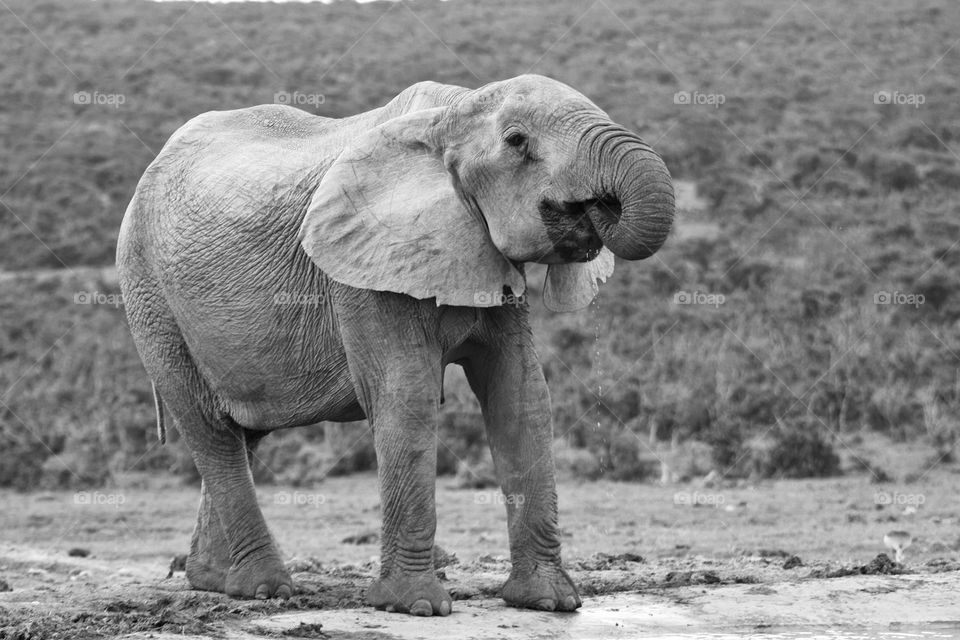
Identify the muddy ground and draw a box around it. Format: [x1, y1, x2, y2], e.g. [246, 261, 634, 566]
[1, 471, 959, 638]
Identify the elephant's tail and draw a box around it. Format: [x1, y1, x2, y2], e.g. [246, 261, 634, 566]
[153, 383, 166, 445]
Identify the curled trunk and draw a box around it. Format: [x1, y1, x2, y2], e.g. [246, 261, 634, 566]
[582, 123, 675, 260]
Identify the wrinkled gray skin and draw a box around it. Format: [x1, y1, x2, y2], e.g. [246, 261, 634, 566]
[117, 75, 673, 616]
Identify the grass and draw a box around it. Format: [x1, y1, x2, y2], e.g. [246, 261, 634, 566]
[1, 0, 959, 487]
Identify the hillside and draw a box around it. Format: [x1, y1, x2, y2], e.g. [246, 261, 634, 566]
[1, 0, 959, 487]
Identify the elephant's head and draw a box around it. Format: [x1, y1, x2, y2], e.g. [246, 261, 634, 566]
[299, 74, 674, 311]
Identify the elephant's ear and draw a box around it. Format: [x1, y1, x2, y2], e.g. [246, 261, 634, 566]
[543, 249, 615, 312]
[299, 108, 524, 307]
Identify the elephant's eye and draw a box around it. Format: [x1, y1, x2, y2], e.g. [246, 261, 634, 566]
[504, 132, 527, 148]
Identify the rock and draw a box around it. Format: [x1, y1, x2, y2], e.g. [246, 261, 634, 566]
[783, 556, 803, 570]
[67, 548, 90, 558]
[341, 532, 378, 545]
[756, 549, 791, 559]
[0, 579, 11, 592]
[286, 556, 323, 574]
[476, 554, 505, 565]
[813, 553, 907, 578]
[448, 583, 479, 600]
[663, 570, 720, 586]
[432, 544, 458, 569]
[166, 553, 187, 578]
[746, 585, 778, 595]
[577, 552, 645, 571]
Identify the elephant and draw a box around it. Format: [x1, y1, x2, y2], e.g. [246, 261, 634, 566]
[116, 74, 674, 616]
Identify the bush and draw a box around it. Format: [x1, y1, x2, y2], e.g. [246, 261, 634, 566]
[603, 430, 657, 482]
[553, 440, 603, 481]
[894, 122, 948, 150]
[704, 420, 748, 476]
[40, 435, 112, 489]
[858, 152, 920, 190]
[922, 164, 960, 189]
[0, 441, 54, 491]
[748, 423, 841, 479]
[323, 423, 377, 477]
[437, 410, 487, 476]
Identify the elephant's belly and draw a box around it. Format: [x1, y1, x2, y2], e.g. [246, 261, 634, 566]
[185, 311, 366, 429]
[219, 362, 365, 430]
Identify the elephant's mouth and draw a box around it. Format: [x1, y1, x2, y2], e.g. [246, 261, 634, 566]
[538, 198, 606, 263]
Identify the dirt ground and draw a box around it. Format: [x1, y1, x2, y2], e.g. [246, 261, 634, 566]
[2, 469, 959, 638]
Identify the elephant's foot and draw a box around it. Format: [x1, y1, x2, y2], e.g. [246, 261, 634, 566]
[185, 549, 229, 593]
[224, 553, 293, 600]
[502, 563, 581, 612]
[366, 574, 452, 616]
[186, 486, 232, 593]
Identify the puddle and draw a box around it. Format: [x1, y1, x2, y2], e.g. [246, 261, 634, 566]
[117, 571, 960, 639]
[236, 573, 960, 640]
[252, 595, 696, 640]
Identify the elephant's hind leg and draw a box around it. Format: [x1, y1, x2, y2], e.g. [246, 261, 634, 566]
[174, 406, 291, 599]
[121, 271, 290, 599]
[186, 431, 273, 593]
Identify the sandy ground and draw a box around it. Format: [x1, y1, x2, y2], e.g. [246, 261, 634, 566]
[1, 469, 959, 638]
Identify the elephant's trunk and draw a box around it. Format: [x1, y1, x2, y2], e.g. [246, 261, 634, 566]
[582, 123, 674, 260]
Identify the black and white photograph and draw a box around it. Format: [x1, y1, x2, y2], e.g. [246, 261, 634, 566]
[1, 0, 959, 637]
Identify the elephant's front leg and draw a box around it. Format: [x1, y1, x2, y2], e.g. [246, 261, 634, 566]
[463, 327, 581, 612]
[335, 293, 451, 617]
[365, 388, 451, 616]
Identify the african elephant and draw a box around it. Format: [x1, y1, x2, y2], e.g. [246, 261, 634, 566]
[116, 74, 674, 616]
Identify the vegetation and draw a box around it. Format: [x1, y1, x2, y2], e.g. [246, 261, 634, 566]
[1, 0, 958, 488]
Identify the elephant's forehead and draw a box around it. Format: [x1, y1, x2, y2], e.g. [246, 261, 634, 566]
[483, 74, 598, 109]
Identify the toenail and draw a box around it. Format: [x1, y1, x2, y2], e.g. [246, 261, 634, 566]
[410, 599, 433, 616]
[535, 598, 556, 611]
